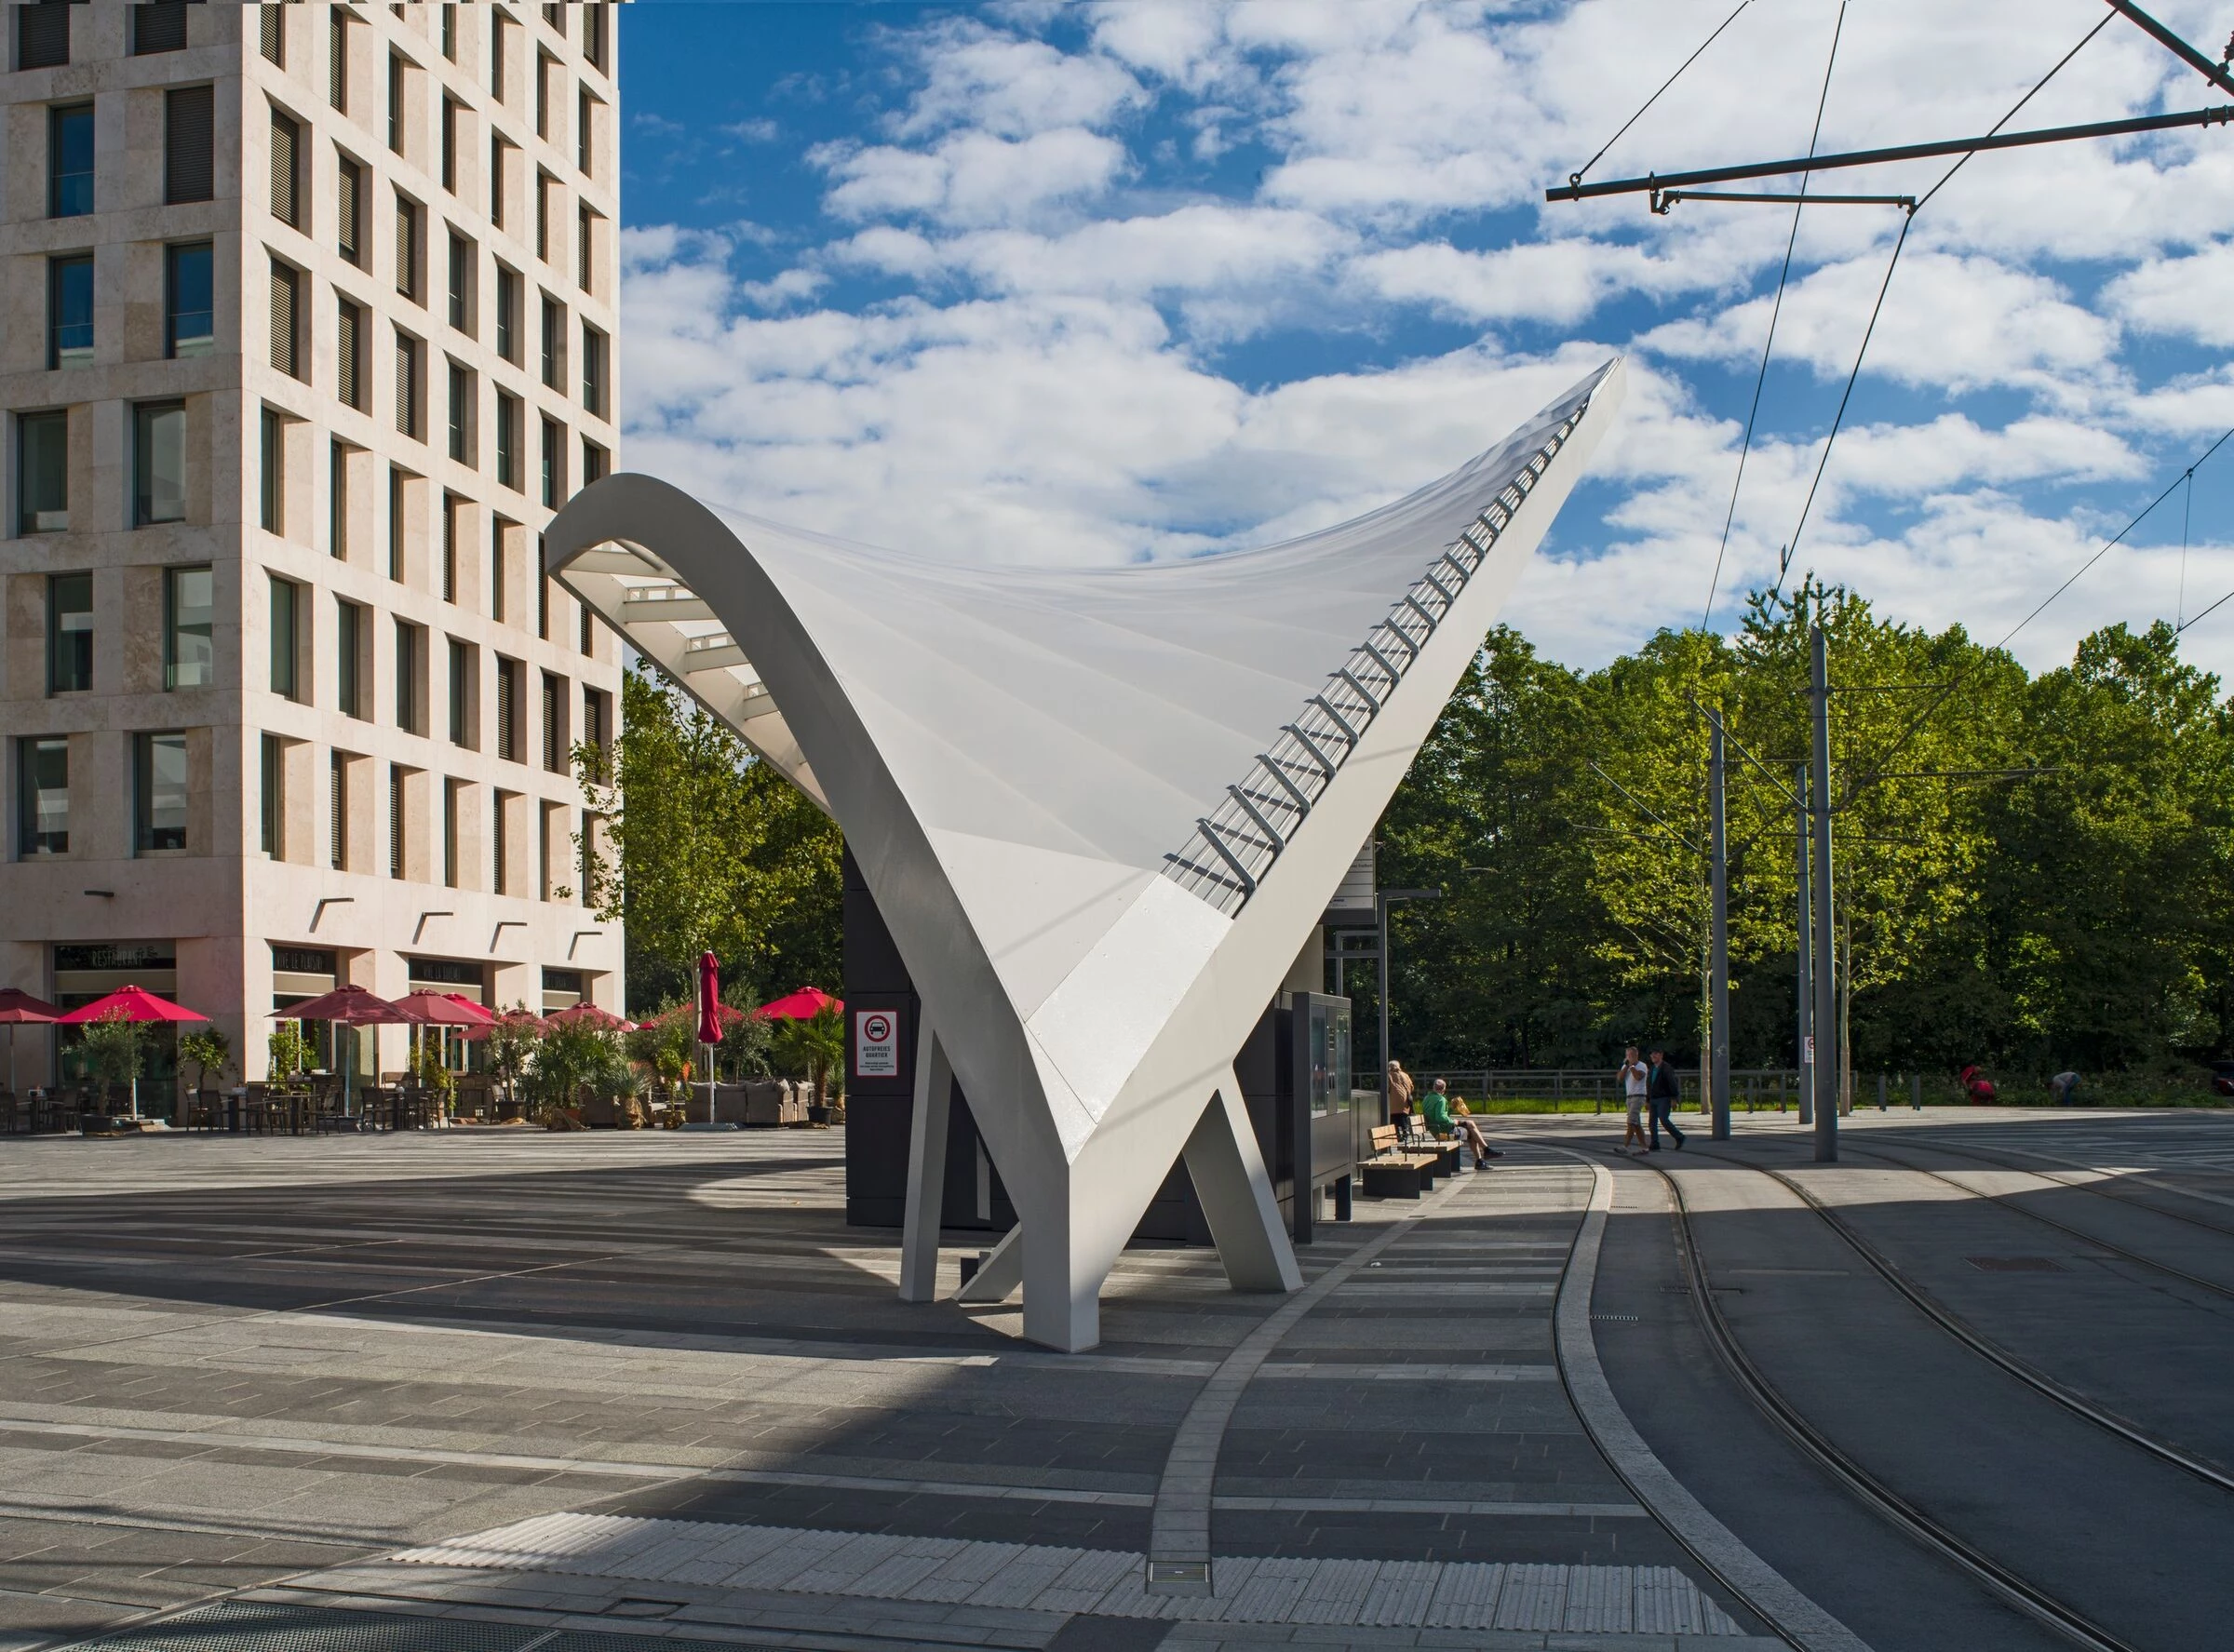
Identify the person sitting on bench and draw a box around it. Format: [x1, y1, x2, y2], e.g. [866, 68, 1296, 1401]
[1420, 1079, 1498, 1167]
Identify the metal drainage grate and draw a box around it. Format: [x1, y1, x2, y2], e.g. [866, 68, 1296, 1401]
[1966, 1256, 2067, 1272]
[1591, 1313, 1639, 1323]
[59, 1601, 553, 1651]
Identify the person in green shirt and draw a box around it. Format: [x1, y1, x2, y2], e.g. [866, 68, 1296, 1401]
[1422, 1078, 1497, 1168]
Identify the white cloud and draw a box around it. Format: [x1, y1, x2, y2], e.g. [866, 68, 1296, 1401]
[817, 128, 1130, 228]
[2106, 241, 2234, 346]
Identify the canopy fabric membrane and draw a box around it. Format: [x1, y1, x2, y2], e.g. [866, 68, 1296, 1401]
[58, 986, 207, 1025]
[274, 985, 414, 1026]
[0, 988, 61, 1024]
[758, 987, 841, 1021]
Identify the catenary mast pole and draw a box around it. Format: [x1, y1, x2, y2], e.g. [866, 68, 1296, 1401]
[1708, 710, 1731, 1139]
[1795, 764, 1813, 1126]
[1810, 625, 1838, 1162]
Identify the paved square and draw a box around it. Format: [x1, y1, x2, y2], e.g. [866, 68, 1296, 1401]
[0, 1130, 1773, 1650]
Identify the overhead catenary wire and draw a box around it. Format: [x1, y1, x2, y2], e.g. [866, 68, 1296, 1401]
[1702, 1, 1848, 630]
[1566, 0, 1756, 189]
[1767, 14, 2115, 605]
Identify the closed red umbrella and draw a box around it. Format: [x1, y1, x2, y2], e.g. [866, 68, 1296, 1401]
[59, 986, 207, 1121]
[0, 987, 61, 1098]
[757, 986, 841, 1021]
[696, 953, 722, 1045]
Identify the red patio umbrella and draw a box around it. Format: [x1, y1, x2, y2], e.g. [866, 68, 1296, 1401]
[0, 987, 61, 1098]
[546, 1001, 628, 1030]
[396, 989, 491, 1025]
[459, 1006, 546, 1041]
[757, 986, 842, 1021]
[440, 992, 497, 1024]
[274, 984, 415, 1113]
[60, 986, 208, 1119]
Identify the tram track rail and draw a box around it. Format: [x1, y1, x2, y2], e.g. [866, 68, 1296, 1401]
[1602, 1143, 2146, 1652]
[1858, 1128, 2234, 1242]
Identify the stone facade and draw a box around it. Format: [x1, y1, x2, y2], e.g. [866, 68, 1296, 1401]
[0, 2, 623, 1095]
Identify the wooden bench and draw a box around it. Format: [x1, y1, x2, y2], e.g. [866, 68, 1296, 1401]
[1394, 1112, 1465, 1175]
[1358, 1123, 1441, 1199]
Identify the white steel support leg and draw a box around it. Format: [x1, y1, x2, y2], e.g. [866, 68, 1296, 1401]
[954, 1223, 1023, 1303]
[1185, 1071, 1303, 1294]
[898, 1027, 952, 1303]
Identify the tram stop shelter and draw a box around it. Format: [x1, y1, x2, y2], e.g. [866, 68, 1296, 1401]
[545, 358, 1626, 1351]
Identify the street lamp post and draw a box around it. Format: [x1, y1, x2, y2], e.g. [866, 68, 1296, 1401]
[1376, 883, 1441, 1121]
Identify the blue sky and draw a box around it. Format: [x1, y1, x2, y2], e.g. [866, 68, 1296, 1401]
[612, 1, 2234, 675]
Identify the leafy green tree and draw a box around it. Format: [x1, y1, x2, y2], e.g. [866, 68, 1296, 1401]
[577, 663, 842, 1014]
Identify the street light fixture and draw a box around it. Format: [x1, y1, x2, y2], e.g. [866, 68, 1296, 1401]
[1377, 883, 1441, 1120]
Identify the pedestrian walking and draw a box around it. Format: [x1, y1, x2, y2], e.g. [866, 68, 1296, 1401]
[1387, 1060, 1415, 1119]
[1647, 1046, 1686, 1150]
[1617, 1045, 1649, 1152]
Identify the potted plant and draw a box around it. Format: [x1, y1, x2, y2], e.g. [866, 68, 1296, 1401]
[774, 1002, 845, 1122]
[179, 1027, 232, 1125]
[77, 1010, 146, 1128]
[267, 1022, 306, 1083]
[484, 1006, 541, 1121]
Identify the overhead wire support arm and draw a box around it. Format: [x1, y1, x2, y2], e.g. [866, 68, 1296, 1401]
[2101, 0, 2234, 98]
[1545, 104, 2234, 203]
[1652, 188, 1916, 214]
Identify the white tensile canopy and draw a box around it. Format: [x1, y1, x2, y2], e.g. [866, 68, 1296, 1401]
[548, 357, 1625, 1352]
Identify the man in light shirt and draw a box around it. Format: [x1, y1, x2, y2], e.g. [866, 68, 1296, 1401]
[1618, 1045, 1649, 1153]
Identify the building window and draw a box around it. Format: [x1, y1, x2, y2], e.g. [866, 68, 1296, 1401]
[270, 575, 301, 701]
[135, 732, 189, 853]
[448, 233, 471, 331]
[447, 362, 474, 464]
[329, 6, 348, 111]
[440, 3, 456, 60]
[48, 105, 93, 218]
[387, 465, 405, 579]
[539, 800, 553, 898]
[491, 791, 508, 893]
[260, 408, 285, 532]
[47, 254, 92, 369]
[581, 324, 606, 417]
[577, 204, 595, 292]
[337, 154, 363, 264]
[448, 638, 471, 744]
[585, 4, 608, 71]
[164, 566, 214, 690]
[19, 412, 69, 534]
[336, 297, 363, 408]
[541, 417, 564, 508]
[270, 109, 302, 228]
[330, 440, 348, 557]
[395, 620, 420, 732]
[259, 2, 284, 66]
[495, 658, 520, 759]
[136, 3, 192, 55]
[582, 439, 606, 488]
[579, 598, 592, 655]
[134, 402, 187, 526]
[495, 391, 520, 490]
[535, 170, 551, 261]
[394, 330, 422, 438]
[337, 598, 363, 717]
[389, 764, 405, 878]
[541, 672, 563, 771]
[490, 517, 508, 623]
[261, 734, 284, 858]
[441, 94, 459, 192]
[268, 259, 301, 378]
[18, 3, 71, 71]
[537, 543, 549, 638]
[495, 266, 521, 362]
[443, 777, 460, 887]
[489, 134, 506, 227]
[582, 687, 609, 779]
[166, 242, 214, 358]
[491, 7, 508, 100]
[330, 751, 349, 869]
[165, 86, 215, 205]
[396, 195, 422, 300]
[578, 87, 595, 175]
[540, 294, 563, 390]
[387, 52, 405, 154]
[19, 738, 69, 857]
[47, 572, 93, 694]
[441, 493, 460, 600]
[534, 51, 551, 138]
[544, 5, 566, 39]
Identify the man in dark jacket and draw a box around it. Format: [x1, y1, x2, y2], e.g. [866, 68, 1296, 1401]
[1647, 1047, 1686, 1150]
